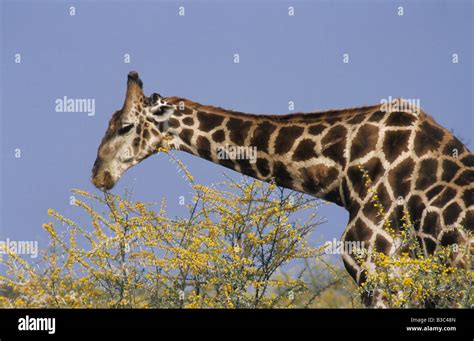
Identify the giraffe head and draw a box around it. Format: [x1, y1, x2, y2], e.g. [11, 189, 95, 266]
[91, 71, 176, 190]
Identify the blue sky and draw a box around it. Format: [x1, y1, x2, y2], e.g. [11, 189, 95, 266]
[0, 0, 472, 261]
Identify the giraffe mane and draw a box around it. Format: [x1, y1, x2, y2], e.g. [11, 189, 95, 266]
[165, 96, 384, 122]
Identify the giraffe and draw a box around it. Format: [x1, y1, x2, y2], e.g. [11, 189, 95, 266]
[91, 71, 473, 307]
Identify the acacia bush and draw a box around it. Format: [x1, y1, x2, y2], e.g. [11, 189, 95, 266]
[0, 155, 359, 308]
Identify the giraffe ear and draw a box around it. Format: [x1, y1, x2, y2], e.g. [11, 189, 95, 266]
[151, 105, 174, 122]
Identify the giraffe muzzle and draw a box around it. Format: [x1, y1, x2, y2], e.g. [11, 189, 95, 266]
[91, 170, 116, 190]
[91, 158, 116, 190]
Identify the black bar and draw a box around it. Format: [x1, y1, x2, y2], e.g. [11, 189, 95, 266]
[0, 309, 472, 337]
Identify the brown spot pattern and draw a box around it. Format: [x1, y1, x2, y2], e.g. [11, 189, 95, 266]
[275, 125, 304, 154]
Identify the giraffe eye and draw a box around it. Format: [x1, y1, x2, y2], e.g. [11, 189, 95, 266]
[118, 123, 134, 135]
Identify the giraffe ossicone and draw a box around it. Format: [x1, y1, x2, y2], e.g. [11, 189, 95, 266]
[91, 71, 473, 307]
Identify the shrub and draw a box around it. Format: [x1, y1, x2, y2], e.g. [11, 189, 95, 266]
[0, 154, 350, 308]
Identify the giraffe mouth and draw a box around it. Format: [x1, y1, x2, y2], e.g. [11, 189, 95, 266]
[91, 169, 116, 190]
[101, 172, 116, 190]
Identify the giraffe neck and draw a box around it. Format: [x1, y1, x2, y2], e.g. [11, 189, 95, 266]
[162, 97, 382, 208]
[154, 96, 474, 269]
